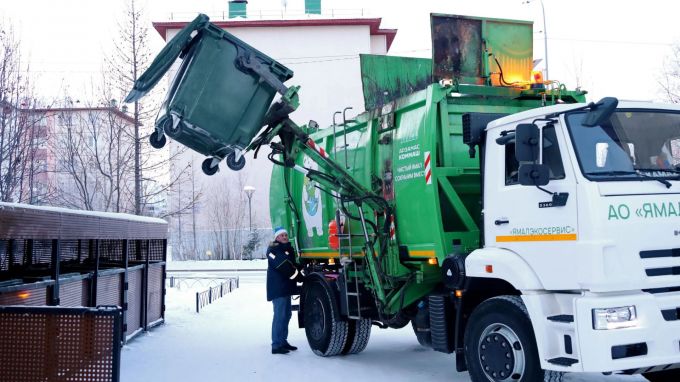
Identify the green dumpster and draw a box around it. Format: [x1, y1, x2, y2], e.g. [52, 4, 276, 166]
[126, 14, 294, 174]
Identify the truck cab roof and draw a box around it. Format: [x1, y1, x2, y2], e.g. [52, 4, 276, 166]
[485, 100, 680, 131]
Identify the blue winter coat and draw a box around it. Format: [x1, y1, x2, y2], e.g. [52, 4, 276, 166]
[266, 241, 300, 301]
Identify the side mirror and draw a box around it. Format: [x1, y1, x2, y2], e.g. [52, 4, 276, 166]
[515, 123, 540, 162]
[518, 164, 549, 186]
[582, 97, 618, 127]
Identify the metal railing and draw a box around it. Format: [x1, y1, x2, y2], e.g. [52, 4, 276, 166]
[168, 275, 242, 290]
[195, 278, 239, 313]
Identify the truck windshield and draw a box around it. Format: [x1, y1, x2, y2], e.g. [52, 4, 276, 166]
[566, 110, 680, 182]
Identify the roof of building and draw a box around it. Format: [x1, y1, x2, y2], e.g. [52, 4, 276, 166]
[153, 17, 397, 50]
[27, 107, 136, 124]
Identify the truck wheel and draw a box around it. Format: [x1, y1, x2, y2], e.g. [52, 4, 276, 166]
[643, 369, 680, 381]
[386, 312, 411, 329]
[149, 131, 166, 149]
[226, 152, 246, 171]
[411, 320, 432, 347]
[303, 280, 348, 357]
[464, 295, 564, 382]
[342, 318, 371, 355]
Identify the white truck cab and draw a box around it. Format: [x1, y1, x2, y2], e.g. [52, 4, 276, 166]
[469, 100, 680, 376]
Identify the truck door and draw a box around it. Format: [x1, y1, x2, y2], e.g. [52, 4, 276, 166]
[483, 122, 579, 289]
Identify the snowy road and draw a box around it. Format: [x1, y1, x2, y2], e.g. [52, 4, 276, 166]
[120, 271, 646, 382]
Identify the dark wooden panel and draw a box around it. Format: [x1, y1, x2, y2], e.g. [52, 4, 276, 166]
[0, 287, 47, 305]
[0, 306, 122, 382]
[81, 279, 90, 306]
[147, 264, 164, 323]
[126, 269, 142, 336]
[0, 203, 167, 240]
[59, 279, 86, 307]
[96, 274, 121, 307]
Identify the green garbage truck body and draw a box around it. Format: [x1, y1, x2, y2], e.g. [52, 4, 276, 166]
[131, 12, 680, 382]
[270, 77, 585, 305]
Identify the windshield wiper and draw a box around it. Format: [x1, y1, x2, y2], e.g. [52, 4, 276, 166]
[586, 170, 638, 176]
[634, 167, 680, 175]
[586, 169, 673, 188]
[634, 168, 679, 189]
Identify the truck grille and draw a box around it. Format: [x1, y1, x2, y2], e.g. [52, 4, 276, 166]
[646, 267, 680, 276]
[640, 248, 680, 277]
[661, 308, 680, 321]
[640, 248, 680, 259]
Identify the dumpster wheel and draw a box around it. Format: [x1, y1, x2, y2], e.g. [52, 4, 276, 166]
[164, 117, 182, 139]
[226, 152, 246, 171]
[202, 158, 219, 176]
[149, 131, 166, 149]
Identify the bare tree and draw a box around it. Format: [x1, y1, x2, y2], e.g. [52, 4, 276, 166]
[107, 0, 152, 215]
[51, 88, 136, 212]
[206, 174, 249, 260]
[0, 23, 46, 204]
[660, 42, 680, 103]
[107, 0, 194, 218]
[170, 159, 202, 260]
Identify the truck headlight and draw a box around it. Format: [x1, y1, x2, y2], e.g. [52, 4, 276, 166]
[592, 306, 637, 330]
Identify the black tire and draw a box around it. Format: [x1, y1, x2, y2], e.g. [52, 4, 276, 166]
[303, 280, 348, 357]
[643, 369, 680, 381]
[464, 295, 564, 382]
[386, 311, 411, 329]
[226, 151, 246, 171]
[342, 318, 371, 355]
[149, 131, 166, 149]
[411, 320, 432, 348]
[201, 158, 219, 176]
[164, 117, 182, 139]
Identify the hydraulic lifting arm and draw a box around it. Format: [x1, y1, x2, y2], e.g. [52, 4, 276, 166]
[240, 61, 396, 307]
[249, 109, 389, 305]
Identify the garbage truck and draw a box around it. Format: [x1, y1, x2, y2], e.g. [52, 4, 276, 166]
[129, 13, 680, 382]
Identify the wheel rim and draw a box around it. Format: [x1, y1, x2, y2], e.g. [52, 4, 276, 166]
[308, 297, 326, 341]
[478, 323, 525, 381]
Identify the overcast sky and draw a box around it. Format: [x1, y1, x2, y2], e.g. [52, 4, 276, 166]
[1, 0, 678, 103]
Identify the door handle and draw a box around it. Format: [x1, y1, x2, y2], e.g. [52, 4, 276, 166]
[494, 219, 509, 225]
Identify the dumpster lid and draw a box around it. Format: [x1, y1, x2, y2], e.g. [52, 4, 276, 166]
[125, 14, 210, 103]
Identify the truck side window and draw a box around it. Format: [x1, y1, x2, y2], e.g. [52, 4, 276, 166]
[505, 126, 565, 185]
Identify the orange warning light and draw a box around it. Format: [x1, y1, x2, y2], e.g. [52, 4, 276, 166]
[532, 70, 544, 84]
[485, 265, 494, 273]
[328, 258, 336, 265]
[428, 258, 438, 265]
[17, 292, 30, 299]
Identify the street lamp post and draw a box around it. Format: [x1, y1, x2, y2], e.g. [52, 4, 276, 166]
[524, 0, 549, 80]
[243, 186, 255, 231]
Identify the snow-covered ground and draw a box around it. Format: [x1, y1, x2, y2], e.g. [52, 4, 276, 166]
[121, 263, 645, 382]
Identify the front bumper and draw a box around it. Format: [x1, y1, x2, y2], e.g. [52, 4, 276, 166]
[574, 291, 680, 373]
